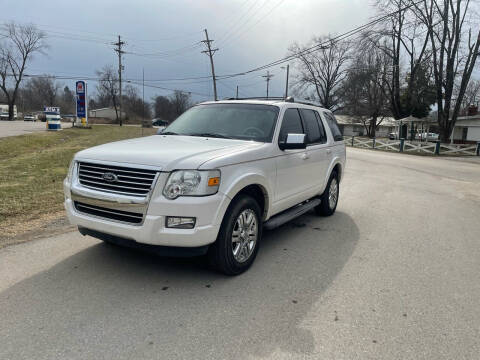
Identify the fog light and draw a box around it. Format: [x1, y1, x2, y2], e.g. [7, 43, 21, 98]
[166, 216, 196, 229]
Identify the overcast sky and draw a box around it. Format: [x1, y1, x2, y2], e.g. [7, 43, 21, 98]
[2, 0, 374, 103]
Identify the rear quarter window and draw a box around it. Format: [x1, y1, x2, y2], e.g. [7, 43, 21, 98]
[324, 112, 343, 142]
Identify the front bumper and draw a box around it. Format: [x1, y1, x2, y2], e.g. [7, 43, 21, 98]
[64, 174, 230, 248]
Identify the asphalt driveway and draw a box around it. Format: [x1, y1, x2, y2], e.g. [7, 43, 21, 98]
[0, 148, 479, 360]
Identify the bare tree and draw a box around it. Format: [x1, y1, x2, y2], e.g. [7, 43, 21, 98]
[289, 35, 350, 112]
[365, 0, 434, 119]
[341, 46, 391, 138]
[460, 78, 480, 113]
[122, 84, 151, 121]
[171, 91, 191, 117]
[0, 22, 46, 120]
[60, 85, 75, 114]
[411, 0, 480, 141]
[23, 76, 59, 109]
[96, 65, 120, 124]
[153, 91, 192, 122]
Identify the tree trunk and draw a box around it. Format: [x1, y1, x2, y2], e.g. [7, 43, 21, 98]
[369, 117, 377, 138]
[8, 100, 15, 121]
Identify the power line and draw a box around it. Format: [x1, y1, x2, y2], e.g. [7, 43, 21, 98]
[214, 0, 425, 81]
[128, 80, 211, 98]
[7, 73, 213, 97]
[11, 73, 216, 83]
[122, 30, 203, 42]
[221, 0, 286, 49]
[124, 42, 202, 58]
[216, 0, 270, 46]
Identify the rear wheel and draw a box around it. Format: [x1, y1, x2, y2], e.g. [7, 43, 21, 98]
[208, 195, 262, 275]
[315, 171, 339, 216]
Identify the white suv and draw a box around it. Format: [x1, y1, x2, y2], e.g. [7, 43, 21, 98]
[64, 98, 346, 275]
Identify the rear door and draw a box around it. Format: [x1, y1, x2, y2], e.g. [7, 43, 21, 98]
[299, 108, 330, 194]
[320, 110, 345, 185]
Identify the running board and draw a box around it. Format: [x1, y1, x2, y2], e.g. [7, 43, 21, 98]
[263, 198, 321, 230]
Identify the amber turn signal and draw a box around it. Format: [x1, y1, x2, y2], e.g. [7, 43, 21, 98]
[208, 177, 220, 186]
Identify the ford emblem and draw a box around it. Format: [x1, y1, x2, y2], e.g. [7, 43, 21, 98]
[102, 172, 118, 183]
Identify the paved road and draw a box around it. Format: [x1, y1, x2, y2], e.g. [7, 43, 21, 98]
[1, 148, 479, 360]
[0, 120, 72, 138]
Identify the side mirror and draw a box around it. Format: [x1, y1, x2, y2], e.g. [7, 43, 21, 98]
[156, 128, 164, 135]
[279, 133, 307, 150]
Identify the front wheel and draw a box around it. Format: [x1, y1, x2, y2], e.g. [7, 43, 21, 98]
[208, 195, 262, 275]
[315, 171, 339, 216]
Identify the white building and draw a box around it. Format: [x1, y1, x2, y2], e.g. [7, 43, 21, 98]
[451, 114, 480, 143]
[335, 115, 396, 137]
[0, 104, 18, 119]
[89, 107, 125, 120]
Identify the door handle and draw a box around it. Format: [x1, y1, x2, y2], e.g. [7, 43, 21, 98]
[302, 153, 310, 160]
[326, 149, 332, 155]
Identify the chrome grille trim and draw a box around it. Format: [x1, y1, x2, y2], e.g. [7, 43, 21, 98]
[74, 201, 144, 225]
[78, 162, 158, 196]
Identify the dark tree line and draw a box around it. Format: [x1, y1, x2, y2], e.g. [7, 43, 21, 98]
[90, 64, 192, 125]
[152, 91, 192, 122]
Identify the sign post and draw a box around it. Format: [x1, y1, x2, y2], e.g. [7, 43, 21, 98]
[44, 106, 61, 131]
[76, 80, 88, 127]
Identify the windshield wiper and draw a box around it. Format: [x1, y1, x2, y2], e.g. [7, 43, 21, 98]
[188, 132, 233, 139]
[160, 131, 180, 136]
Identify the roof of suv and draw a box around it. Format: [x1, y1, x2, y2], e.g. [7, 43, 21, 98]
[200, 98, 329, 110]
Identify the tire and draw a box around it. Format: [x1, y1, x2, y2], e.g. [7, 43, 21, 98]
[208, 195, 262, 275]
[315, 171, 339, 216]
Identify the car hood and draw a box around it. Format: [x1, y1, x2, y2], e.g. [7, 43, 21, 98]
[74, 135, 263, 171]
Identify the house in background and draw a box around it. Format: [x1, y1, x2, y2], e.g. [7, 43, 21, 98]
[89, 107, 125, 121]
[451, 113, 480, 143]
[335, 115, 396, 137]
[0, 104, 18, 120]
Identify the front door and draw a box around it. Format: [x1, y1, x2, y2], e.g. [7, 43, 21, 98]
[274, 108, 312, 212]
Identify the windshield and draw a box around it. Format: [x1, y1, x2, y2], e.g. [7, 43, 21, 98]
[162, 103, 280, 142]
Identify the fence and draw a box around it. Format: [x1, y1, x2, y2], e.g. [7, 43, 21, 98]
[345, 136, 480, 156]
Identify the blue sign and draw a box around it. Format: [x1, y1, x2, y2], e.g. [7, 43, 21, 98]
[76, 81, 86, 118]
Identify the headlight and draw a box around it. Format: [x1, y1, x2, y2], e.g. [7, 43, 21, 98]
[66, 160, 76, 182]
[163, 170, 220, 199]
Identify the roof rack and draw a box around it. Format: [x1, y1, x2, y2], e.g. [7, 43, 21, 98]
[294, 100, 324, 108]
[222, 96, 296, 102]
[220, 97, 325, 108]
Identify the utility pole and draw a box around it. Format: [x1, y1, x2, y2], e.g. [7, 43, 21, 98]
[114, 35, 125, 126]
[262, 71, 274, 98]
[236, 85, 239, 99]
[142, 68, 145, 135]
[201, 29, 218, 101]
[284, 64, 289, 98]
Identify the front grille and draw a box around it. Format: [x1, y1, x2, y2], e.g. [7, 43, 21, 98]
[78, 162, 157, 196]
[74, 201, 143, 224]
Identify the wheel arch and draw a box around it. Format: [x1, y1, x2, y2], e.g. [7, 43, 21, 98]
[332, 162, 343, 182]
[223, 174, 271, 221]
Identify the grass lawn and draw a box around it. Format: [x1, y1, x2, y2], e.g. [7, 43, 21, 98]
[0, 125, 156, 246]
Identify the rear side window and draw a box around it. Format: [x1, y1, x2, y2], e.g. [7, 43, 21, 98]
[314, 111, 328, 143]
[279, 108, 304, 142]
[324, 112, 343, 141]
[300, 109, 325, 144]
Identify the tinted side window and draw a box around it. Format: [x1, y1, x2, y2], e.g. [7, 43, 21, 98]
[279, 108, 304, 142]
[324, 112, 343, 141]
[314, 111, 328, 143]
[300, 109, 322, 144]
